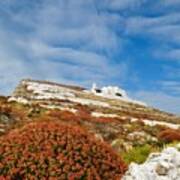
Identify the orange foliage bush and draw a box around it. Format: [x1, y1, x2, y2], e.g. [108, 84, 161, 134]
[47, 109, 119, 125]
[76, 104, 93, 114]
[0, 121, 126, 179]
[48, 110, 79, 121]
[93, 117, 119, 123]
[0, 105, 12, 115]
[158, 129, 180, 142]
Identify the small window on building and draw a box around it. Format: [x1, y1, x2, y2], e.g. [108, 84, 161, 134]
[95, 89, 102, 93]
[116, 92, 122, 97]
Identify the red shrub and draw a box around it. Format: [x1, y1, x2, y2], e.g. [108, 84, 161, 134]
[0, 105, 12, 115]
[76, 104, 92, 115]
[47, 108, 121, 125]
[47, 110, 81, 124]
[0, 121, 126, 179]
[76, 109, 92, 122]
[158, 129, 180, 142]
[48, 110, 75, 119]
[93, 117, 119, 123]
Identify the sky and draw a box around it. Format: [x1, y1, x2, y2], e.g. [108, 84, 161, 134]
[0, 0, 180, 114]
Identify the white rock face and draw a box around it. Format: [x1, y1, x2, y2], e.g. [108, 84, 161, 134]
[143, 119, 180, 130]
[24, 81, 76, 99]
[40, 105, 77, 113]
[91, 112, 118, 118]
[8, 97, 29, 104]
[90, 83, 147, 106]
[130, 118, 180, 130]
[9, 80, 110, 108]
[123, 146, 180, 180]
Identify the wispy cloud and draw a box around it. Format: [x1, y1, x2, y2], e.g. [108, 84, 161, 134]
[0, 0, 180, 114]
[125, 13, 180, 41]
[104, 0, 146, 11]
[163, 66, 180, 79]
[132, 90, 180, 114]
[0, 0, 128, 94]
[125, 11, 180, 66]
[158, 80, 180, 95]
[158, 0, 180, 7]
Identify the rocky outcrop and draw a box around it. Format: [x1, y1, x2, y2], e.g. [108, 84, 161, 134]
[123, 145, 180, 180]
[9, 79, 180, 125]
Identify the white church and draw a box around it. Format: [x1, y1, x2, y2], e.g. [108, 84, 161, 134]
[90, 83, 146, 106]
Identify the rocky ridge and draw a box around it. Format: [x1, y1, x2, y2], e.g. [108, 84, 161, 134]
[9, 79, 180, 124]
[0, 79, 179, 179]
[4, 79, 179, 152]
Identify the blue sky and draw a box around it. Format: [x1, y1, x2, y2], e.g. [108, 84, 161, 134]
[0, 0, 180, 114]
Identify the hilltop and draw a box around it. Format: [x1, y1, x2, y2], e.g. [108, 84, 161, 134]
[10, 79, 180, 123]
[0, 79, 179, 147]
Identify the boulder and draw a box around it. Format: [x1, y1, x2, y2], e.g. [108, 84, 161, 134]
[123, 146, 180, 180]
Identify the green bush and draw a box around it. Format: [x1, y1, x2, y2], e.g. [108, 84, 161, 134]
[122, 144, 153, 164]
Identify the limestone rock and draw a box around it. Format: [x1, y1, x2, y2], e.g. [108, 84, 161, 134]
[123, 146, 180, 180]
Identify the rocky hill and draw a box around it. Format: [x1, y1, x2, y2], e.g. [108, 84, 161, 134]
[2, 79, 178, 150]
[10, 79, 180, 124]
[0, 79, 179, 179]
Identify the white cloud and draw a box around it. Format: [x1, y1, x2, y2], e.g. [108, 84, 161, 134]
[159, 0, 180, 7]
[163, 66, 180, 79]
[27, 40, 109, 68]
[154, 47, 180, 63]
[0, 0, 128, 94]
[165, 49, 180, 61]
[0, 0, 179, 115]
[159, 80, 180, 95]
[32, 0, 121, 53]
[125, 13, 180, 37]
[132, 90, 180, 115]
[104, 0, 146, 11]
[125, 12, 180, 63]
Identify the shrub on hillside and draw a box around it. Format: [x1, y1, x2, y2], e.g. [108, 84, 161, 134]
[122, 144, 153, 164]
[47, 109, 119, 125]
[47, 110, 81, 123]
[0, 121, 126, 179]
[158, 129, 180, 143]
[0, 105, 12, 115]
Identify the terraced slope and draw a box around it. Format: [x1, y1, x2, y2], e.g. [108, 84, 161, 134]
[0, 80, 180, 179]
[10, 79, 179, 124]
[0, 79, 179, 160]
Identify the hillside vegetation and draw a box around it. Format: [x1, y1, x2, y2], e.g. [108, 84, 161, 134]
[0, 79, 179, 179]
[0, 121, 126, 179]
